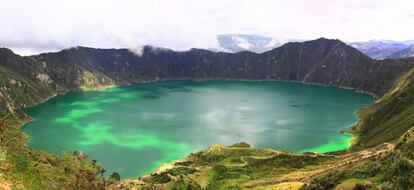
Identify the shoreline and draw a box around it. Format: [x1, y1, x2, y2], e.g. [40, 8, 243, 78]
[21, 78, 378, 111]
[86, 77, 378, 97]
[16, 78, 376, 178]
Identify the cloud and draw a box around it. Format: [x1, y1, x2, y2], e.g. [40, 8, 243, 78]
[0, 0, 413, 55]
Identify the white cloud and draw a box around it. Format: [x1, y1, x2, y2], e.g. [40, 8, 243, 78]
[0, 0, 413, 55]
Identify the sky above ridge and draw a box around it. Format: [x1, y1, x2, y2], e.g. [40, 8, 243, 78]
[0, 0, 413, 55]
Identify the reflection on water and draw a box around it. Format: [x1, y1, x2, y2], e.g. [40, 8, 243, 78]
[22, 80, 373, 178]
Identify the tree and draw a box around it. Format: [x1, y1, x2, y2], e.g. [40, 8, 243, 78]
[109, 172, 121, 182]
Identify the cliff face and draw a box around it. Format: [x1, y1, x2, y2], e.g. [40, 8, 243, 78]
[39, 38, 411, 96]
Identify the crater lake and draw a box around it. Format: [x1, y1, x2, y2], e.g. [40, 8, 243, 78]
[22, 80, 373, 178]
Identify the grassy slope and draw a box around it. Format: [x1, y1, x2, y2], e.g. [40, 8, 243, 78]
[0, 50, 115, 189]
[0, 113, 108, 190]
[351, 65, 414, 149]
[121, 141, 413, 189]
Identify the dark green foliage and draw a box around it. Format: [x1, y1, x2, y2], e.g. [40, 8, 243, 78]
[169, 177, 202, 190]
[109, 172, 121, 181]
[387, 153, 414, 189]
[149, 167, 197, 184]
[345, 162, 383, 178]
[342, 152, 414, 190]
[7, 150, 106, 190]
[192, 152, 226, 165]
[204, 165, 244, 189]
[213, 165, 227, 174]
[167, 167, 197, 176]
[353, 183, 366, 190]
[214, 166, 242, 180]
[175, 160, 193, 166]
[300, 170, 344, 190]
[150, 172, 171, 184]
[395, 128, 414, 159]
[228, 142, 251, 148]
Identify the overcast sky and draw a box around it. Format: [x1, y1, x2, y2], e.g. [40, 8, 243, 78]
[0, 0, 413, 55]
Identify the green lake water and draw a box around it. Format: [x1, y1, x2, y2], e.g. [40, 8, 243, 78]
[22, 80, 373, 178]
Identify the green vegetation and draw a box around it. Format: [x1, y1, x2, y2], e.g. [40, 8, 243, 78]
[125, 144, 337, 189]
[131, 142, 414, 190]
[300, 170, 344, 190]
[352, 67, 414, 149]
[0, 113, 107, 189]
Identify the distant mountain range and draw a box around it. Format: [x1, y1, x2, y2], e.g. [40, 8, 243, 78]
[349, 40, 414, 59]
[387, 46, 414, 59]
[216, 34, 414, 60]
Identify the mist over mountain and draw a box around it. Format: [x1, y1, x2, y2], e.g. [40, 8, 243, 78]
[215, 34, 307, 53]
[216, 34, 281, 53]
[215, 34, 414, 60]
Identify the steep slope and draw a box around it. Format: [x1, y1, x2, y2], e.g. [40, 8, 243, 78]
[351, 59, 414, 148]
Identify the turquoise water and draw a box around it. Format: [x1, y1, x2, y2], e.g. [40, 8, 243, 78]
[22, 80, 373, 178]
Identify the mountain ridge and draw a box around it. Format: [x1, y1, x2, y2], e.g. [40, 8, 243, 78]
[214, 34, 414, 60]
[387, 46, 414, 59]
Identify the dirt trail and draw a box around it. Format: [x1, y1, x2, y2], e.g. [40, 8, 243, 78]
[244, 143, 394, 188]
